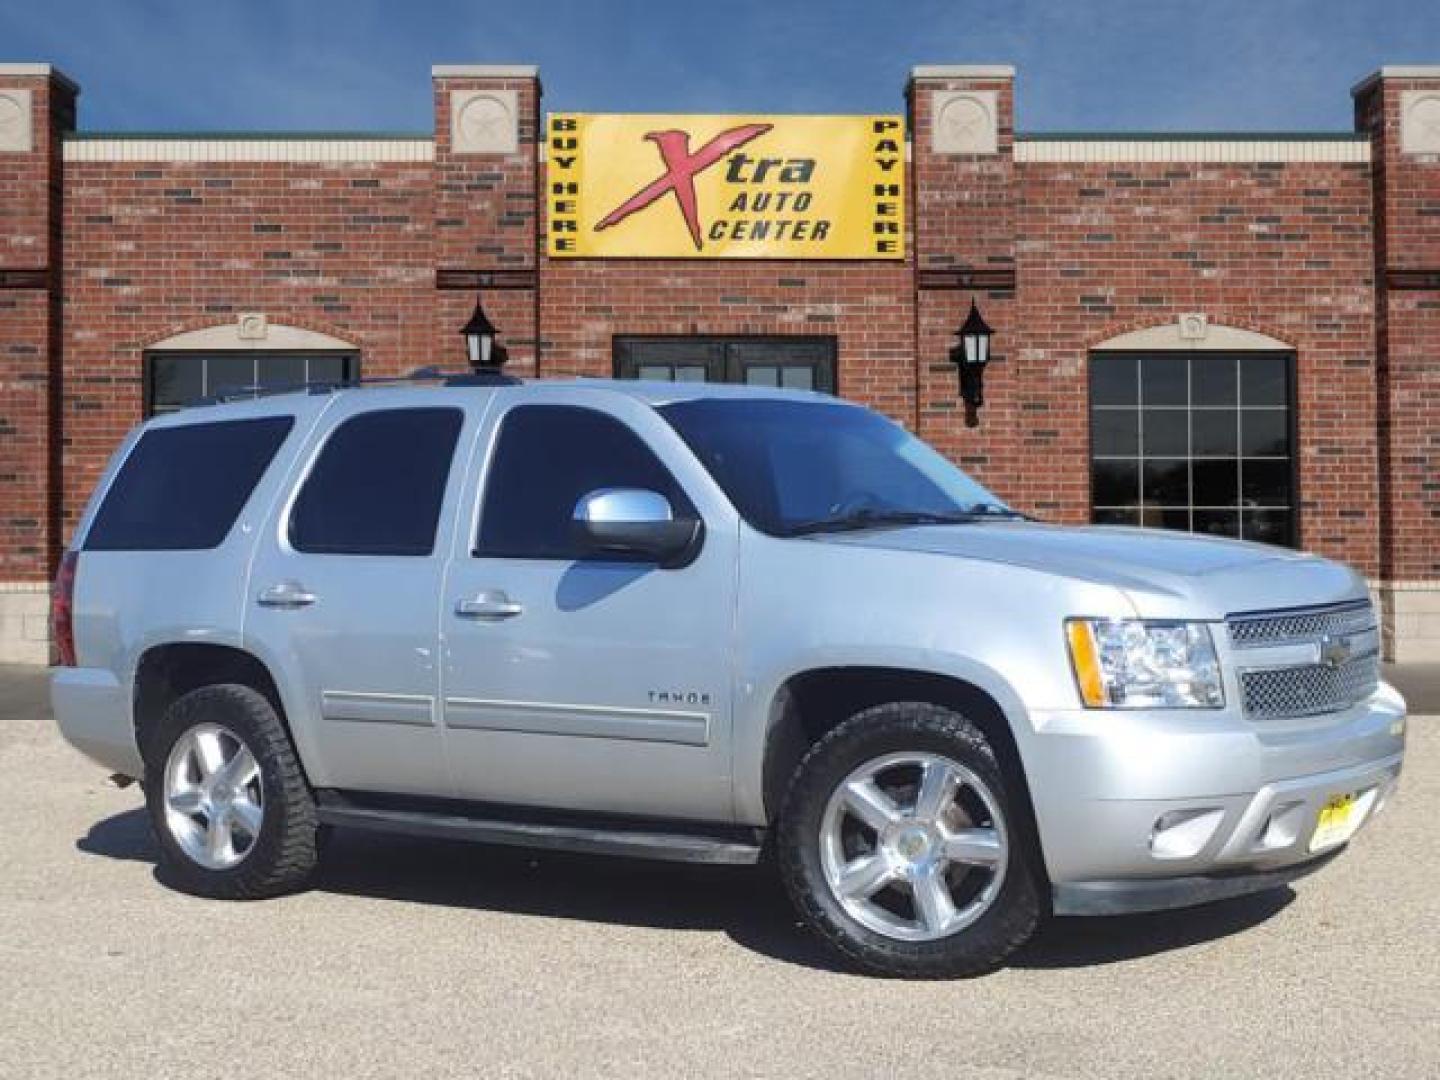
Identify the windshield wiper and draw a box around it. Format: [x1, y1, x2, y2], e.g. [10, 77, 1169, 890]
[780, 508, 1010, 536]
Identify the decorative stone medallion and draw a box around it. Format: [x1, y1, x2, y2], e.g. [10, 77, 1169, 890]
[451, 89, 519, 155]
[1178, 313, 1209, 341]
[1400, 91, 1440, 155]
[932, 90, 998, 155]
[0, 89, 33, 153]
[237, 313, 268, 341]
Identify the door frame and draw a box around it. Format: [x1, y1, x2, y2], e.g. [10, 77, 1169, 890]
[613, 335, 838, 393]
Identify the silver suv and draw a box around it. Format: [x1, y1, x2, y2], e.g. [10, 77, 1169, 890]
[51, 374, 1406, 977]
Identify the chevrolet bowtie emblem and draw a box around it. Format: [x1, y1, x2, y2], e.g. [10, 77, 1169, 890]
[1318, 634, 1353, 669]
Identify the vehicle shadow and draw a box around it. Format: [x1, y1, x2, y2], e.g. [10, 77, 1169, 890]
[78, 808, 1292, 976]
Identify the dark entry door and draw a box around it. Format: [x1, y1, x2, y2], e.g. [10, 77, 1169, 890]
[614, 336, 836, 393]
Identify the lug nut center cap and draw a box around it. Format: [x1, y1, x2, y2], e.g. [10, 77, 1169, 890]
[893, 826, 934, 864]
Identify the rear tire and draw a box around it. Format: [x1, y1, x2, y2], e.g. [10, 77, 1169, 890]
[777, 701, 1043, 978]
[143, 683, 319, 900]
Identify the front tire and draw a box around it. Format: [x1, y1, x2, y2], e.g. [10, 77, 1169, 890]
[143, 683, 319, 900]
[777, 701, 1042, 978]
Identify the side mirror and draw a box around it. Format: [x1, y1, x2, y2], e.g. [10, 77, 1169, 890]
[572, 488, 702, 567]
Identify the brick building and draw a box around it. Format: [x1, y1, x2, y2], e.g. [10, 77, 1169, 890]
[1, 61, 1437, 663]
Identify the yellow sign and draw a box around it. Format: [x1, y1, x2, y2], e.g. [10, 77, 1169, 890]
[547, 113, 905, 259]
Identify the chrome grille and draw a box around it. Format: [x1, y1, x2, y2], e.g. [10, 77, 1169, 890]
[1227, 601, 1376, 649]
[1228, 601, 1381, 720]
[1240, 654, 1380, 719]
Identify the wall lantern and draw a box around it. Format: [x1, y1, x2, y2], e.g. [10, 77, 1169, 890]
[949, 299, 994, 428]
[460, 294, 506, 371]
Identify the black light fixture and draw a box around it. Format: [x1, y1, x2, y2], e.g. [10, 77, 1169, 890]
[949, 299, 994, 428]
[460, 294, 504, 371]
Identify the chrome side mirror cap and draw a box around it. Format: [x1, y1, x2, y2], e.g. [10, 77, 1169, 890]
[572, 488, 703, 567]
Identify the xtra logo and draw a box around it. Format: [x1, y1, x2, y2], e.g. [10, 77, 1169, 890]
[595, 123, 773, 251]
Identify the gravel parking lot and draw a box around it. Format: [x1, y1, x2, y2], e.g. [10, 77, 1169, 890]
[3, 663, 1437, 1080]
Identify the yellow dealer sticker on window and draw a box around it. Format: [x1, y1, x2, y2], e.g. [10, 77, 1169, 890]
[547, 113, 904, 259]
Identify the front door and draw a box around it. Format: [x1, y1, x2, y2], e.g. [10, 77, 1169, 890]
[615, 335, 836, 393]
[439, 388, 740, 822]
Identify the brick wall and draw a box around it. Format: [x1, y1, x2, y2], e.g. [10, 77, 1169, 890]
[1, 60, 1436, 661]
[1356, 70, 1440, 659]
[0, 69, 73, 592]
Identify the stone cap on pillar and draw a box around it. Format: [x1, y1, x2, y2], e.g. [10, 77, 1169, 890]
[910, 64, 1015, 82]
[1351, 65, 1440, 96]
[431, 65, 539, 80]
[431, 65, 538, 156]
[0, 63, 79, 93]
[1352, 66, 1440, 154]
[908, 65, 1015, 156]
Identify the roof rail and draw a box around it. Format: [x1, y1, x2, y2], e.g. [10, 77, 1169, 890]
[184, 365, 521, 408]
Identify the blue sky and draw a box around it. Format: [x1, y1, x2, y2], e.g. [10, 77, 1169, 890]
[2, 0, 1436, 133]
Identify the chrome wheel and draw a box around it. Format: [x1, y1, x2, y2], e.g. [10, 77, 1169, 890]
[819, 751, 1008, 942]
[162, 722, 264, 871]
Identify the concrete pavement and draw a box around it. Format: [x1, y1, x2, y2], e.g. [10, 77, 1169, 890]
[2, 664, 1437, 1079]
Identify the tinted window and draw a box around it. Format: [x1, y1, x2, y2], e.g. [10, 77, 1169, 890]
[290, 408, 462, 556]
[476, 405, 693, 560]
[659, 399, 1010, 536]
[87, 417, 294, 551]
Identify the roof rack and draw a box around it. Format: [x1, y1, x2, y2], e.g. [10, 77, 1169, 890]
[184, 366, 521, 408]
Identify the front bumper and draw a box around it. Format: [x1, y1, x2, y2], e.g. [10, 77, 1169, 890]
[1023, 681, 1406, 914]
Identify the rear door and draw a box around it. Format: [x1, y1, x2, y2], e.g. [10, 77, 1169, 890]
[438, 388, 740, 821]
[245, 393, 483, 796]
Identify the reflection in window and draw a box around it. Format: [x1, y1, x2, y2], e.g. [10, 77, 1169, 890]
[1089, 352, 1295, 547]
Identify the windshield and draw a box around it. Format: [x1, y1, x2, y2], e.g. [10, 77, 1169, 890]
[658, 398, 1017, 536]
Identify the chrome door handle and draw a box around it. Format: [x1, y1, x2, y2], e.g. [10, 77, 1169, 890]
[455, 590, 524, 620]
[257, 581, 318, 609]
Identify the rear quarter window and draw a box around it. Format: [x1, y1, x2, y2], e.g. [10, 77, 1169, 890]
[85, 416, 295, 551]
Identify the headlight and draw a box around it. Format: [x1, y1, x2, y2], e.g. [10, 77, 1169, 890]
[1065, 619, 1224, 709]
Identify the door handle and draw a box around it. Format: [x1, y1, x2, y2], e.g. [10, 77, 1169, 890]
[455, 590, 524, 620]
[257, 581, 318, 609]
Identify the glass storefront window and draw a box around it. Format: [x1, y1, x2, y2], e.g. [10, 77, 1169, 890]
[144, 352, 358, 416]
[1089, 351, 1296, 547]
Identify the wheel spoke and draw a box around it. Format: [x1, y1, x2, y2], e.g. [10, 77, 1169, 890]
[167, 787, 205, 816]
[835, 853, 896, 900]
[193, 730, 226, 779]
[913, 759, 960, 821]
[942, 826, 1002, 868]
[842, 779, 903, 832]
[205, 808, 234, 863]
[911, 863, 957, 933]
[229, 795, 263, 838]
[214, 746, 259, 791]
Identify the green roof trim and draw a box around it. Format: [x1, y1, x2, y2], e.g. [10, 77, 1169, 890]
[66, 131, 432, 141]
[1018, 131, 1369, 142]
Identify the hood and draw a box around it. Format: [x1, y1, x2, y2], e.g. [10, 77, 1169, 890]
[812, 522, 1368, 620]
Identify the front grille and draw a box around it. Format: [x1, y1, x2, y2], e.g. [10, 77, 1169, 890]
[1228, 601, 1381, 721]
[1227, 600, 1376, 649]
[1240, 654, 1380, 720]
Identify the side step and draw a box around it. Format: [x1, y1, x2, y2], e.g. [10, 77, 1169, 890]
[314, 791, 765, 866]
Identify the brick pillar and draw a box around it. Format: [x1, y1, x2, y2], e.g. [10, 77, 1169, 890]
[908, 66, 1028, 507]
[1354, 66, 1440, 661]
[430, 65, 541, 376]
[0, 64, 75, 662]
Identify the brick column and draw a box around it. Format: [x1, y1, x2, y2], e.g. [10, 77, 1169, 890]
[430, 65, 541, 375]
[908, 66, 1025, 505]
[1355, 67, 1440, 661]
[0, 64, 75, 662]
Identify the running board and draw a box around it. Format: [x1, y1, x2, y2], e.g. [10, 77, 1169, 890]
[314, 792, 765, 866]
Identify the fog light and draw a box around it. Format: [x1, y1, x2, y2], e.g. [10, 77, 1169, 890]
[1254, 800, 1305, 851]
[1150, 808, 1224, 860]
